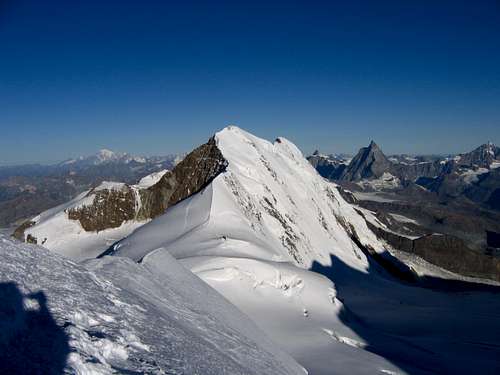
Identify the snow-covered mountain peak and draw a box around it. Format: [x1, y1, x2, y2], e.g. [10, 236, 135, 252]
[215, 126, 310, 179]
[108, 129, 422, 374]
[114, 127, 383, 272]
[97, 148, 116, 158]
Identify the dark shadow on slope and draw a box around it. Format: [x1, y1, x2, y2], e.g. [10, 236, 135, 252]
[310, 253, 500, 375]
[0, 282, 70, 374]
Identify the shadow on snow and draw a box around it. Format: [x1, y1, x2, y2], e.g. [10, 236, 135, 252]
[310, 250, 500, 375]
[0, 282, 70, 374]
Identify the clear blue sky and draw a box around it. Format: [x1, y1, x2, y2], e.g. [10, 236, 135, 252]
[1, 1, 499, 164]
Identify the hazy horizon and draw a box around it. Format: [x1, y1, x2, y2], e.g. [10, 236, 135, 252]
[1, 127, 495, 167]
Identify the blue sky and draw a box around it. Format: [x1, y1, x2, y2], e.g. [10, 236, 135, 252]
[1, 1, 499, 164]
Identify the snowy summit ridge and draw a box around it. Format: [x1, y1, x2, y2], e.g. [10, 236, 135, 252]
[114, 125, 383, 270]
[109, 126, 409, 374]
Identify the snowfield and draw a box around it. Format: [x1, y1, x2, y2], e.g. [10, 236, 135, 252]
[0, 235, 305, 375]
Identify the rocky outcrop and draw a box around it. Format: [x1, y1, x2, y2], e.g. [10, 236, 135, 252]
[137, 136, 227, 219]
[67, 186, 136, 232]
[12, 220, 36, 241]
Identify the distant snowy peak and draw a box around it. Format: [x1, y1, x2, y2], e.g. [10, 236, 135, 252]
[59, 149, 179, 168]
[96, 148, 120, 162]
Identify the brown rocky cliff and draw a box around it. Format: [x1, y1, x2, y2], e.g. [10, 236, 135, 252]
[67, 187, 136, 232]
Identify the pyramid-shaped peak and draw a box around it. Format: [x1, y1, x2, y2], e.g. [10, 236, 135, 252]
[339, 140, 391, 181]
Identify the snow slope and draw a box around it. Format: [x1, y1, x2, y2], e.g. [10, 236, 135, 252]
[0, 234, 304, 375]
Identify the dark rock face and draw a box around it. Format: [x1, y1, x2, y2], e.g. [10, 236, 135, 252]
[67, 187, 136, 232]
[487, 188, 500, 210]
[487, 231, 500, 249]
[336, 141, 446, 183]
[367, 222, 500, 281]
[392, 160, 445, 181]
[340, 141, 393, 181]
[137, 136, 227, 220]
[464, 169, 500, 210]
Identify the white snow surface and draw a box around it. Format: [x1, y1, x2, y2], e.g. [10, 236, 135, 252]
[24, 188, 146, 261]
[460, 167, 489, 184]
[0, 235, 304, 375]
[135, 169, 168, 188]
[356, 172, 401, 190]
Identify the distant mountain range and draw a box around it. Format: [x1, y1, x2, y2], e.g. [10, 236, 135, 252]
[0, 150, 181, 227]
[308, 142, 500, 210]
[308, 141, 500, 279]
